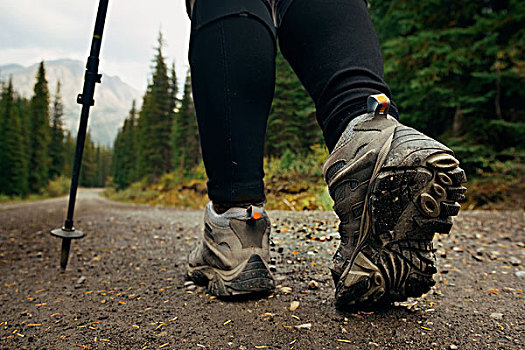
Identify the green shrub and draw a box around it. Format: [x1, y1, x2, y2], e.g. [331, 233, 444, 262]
[478, 120, 525, 151]
[266, 144, 328, 179]
[0, 194, 12, 202]
[43, 176, 70, 197]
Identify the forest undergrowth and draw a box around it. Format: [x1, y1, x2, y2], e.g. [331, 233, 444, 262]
[104, 143, 524, 211]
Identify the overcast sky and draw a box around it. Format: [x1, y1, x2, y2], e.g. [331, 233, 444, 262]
[0, 0, 191, 92]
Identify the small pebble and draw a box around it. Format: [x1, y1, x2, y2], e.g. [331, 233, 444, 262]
[450, 345, 458, 350]
[280, 287, 292, 294]
[472, 255, 484, 262]
[509, 257, 522, 266]
[308, 280, 319, 290]
[514, 271, 525, 278]
[289, 301, 300, 311]
[77, 276, 86, 284]
[295, 323, 311, 330]
[490, 312, 503, 320]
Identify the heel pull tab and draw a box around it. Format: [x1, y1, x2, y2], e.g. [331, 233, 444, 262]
[247, 206, 264, 225]
[367, 94, 390, 117]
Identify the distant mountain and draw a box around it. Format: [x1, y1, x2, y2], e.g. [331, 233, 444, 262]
[0, 59, 143, 146]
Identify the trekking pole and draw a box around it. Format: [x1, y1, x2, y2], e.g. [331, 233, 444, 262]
[51, 0, 109, 270]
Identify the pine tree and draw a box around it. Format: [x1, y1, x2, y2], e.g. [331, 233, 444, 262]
[267, 49, 321, 157]
[63, 130, 76, 177]
[49, 80, 65, 179]
[111, 126, 125, 187]
[112, 101, 138, 189]
[0, 81, 4, 191]
[368, 0, 525, 145]
[122, 102, 138, 185]
[17, 95, 31, 195]
[79, 131, 96, 187]
[95, 145, 102, 186]
[0, 79, 27, 195]
[73, 132, 111, 188]
[94, 145, 111, 187]
[172, 71, 200, 172]
[98, 145, 112, 187]
[169, 62, 179, 116]
[28, 61, 51, 192]
[136, 33, 173, 181]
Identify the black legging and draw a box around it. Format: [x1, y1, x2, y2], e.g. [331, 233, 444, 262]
[188, 0, 398, 206]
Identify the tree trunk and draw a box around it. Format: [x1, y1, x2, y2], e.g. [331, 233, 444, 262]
[452, 104, 463, 136]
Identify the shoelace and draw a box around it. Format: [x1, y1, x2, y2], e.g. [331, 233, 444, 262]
[341, 130, 395, 287]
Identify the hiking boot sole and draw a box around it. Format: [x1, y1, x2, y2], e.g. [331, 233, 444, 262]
[336, 126, 467, 309]
[187, 254, 275, 297]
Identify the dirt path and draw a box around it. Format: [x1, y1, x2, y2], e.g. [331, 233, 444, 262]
[0, 189, 523, 349]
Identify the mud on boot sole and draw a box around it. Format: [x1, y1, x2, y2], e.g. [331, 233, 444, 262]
[188, 254, 275, 297]
[336, 145, 466, 309]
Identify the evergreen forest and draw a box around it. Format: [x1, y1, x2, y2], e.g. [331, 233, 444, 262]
[109, 1, 524, 210]
[1, 1, 523, 209]
[0, 62, 112, 199]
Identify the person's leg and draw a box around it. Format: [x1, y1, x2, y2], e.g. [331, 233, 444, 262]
[185, 0, 277, 296]
[275, 0, 466, 308]
[276, 0, 398, 151]
[189, 0, 276, 208]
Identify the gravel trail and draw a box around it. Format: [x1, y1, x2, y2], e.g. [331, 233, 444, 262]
[0, 189, 523, 349]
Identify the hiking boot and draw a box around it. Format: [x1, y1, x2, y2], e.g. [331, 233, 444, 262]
[323, 94, 467, 308]
[187, 202, 275, 296]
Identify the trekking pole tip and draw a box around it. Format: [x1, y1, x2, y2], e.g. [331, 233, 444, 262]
[51, 228, 85, 270]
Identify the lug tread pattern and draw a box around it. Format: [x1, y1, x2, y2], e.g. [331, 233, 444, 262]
[335, 126, 467, 309]
[207, 255, 275, 297]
